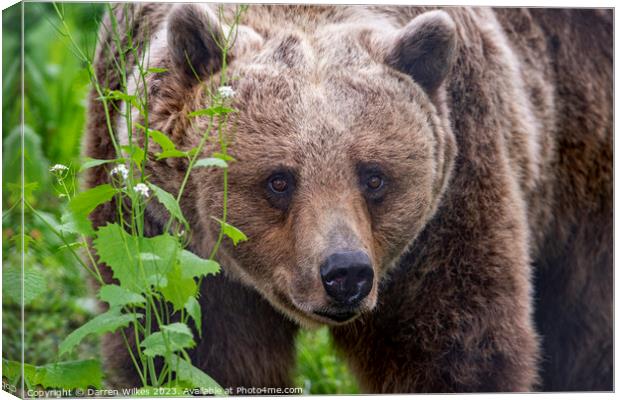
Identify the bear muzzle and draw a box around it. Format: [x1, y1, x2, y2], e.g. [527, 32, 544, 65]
[315, 250, 374, 322]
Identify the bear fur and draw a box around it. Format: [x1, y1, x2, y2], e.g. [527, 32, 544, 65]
[84, 4, 613, 392]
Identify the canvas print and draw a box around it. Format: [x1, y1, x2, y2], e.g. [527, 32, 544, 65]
[1, 2, 613, 396]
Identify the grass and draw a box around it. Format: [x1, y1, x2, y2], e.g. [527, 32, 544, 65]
[2, 3, 359, 394]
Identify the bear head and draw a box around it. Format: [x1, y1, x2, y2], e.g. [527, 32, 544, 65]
[140, 5, 457, 327]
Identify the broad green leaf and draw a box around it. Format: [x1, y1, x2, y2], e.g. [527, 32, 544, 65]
[193, 157, 227, 169]
[184, 297, 202, 338]
[3, 358, 36, 389]
[145, 127, 175, 152]
[69, 184, 117, 235]
[178, 250, 220, 279]
[2, 267, 46, 304]
[80, 158, 117, 172]
[148, 183, 187, 226]
[94, 224, 179, 292]
[187, 106, 235, 118]
[140, 323, 195, 357]
[59, 308, 141, 356]
[31, 359, 103, 390]
[156, 149, 189, 160]
[161, 263, 197, 311]
[98, 285, 146, 308]
[212, 217, 248, 246]
[167, 354, 224, 394]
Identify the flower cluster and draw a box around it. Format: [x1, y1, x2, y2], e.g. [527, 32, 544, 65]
[218, 86, 235, 99]
[110, 164, 129, 180]
[133, 183, 150, 198]
[49, 164, 68, 173]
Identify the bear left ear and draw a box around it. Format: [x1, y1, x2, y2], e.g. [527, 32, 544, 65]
[167, 4, 224, 84]
[385, 10, 457, 96]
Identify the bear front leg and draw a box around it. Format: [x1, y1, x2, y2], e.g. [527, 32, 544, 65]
[191, 274, 300, 393]
[331, 169, 540, 393]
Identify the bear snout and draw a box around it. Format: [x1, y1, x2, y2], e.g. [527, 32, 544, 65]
[319, 250, 374, 307]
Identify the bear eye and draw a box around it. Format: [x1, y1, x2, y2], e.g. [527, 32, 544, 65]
[366, 175, 384, 191]
[265, 170, 296, 211]
[358, 164, 388, 202]
[269, 176, 289, 193]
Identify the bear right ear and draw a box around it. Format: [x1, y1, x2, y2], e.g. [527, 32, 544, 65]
[167, 4, 224, 84]
[385, 11, 457, 96]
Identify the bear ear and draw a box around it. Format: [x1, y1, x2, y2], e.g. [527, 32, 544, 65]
[385, 10, 457, 95]
[167, 4, 224, 84]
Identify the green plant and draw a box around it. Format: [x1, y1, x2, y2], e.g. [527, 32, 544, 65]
[295, 328, 360, 394]
[6, 3, 248, 392]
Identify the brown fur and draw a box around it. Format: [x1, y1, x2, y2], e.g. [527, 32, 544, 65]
[84, 4, 612, 392]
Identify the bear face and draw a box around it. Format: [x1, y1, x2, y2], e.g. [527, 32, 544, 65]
[137, 4, 458, 327]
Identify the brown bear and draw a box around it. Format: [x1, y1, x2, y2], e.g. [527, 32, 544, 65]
[84, 4, 613, 393]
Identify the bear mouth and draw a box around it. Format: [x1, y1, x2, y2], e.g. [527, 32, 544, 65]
[313, 309, 359, 323]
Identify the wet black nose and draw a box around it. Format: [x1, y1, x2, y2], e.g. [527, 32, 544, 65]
[320, 251, 374, 306]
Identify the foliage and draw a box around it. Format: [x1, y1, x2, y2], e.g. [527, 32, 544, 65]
[2, 358, 103, 390]
[295, 328, 360, 394]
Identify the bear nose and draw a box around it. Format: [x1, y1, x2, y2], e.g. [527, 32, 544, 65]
[320, 251, 374, 306]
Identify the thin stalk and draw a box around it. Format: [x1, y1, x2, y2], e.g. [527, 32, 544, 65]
[121, 328, 147, 386]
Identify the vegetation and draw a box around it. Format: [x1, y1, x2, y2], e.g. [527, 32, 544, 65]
[2, 2, 358, 395]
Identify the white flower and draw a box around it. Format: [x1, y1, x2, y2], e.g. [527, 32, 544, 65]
[134, 183, 150, 198]
[218, 86, 235, 99]
[49, 164, 68, 173]
[110, 164, 129, 180]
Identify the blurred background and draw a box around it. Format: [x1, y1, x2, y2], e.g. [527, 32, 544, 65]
[2, 2, 358, 394]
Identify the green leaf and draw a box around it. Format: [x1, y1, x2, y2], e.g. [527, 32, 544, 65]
[140, 323, 195, 357]
[184, 297, 202, 338]
[156, 149, 189, 160]
[58, 211, 81, 235]
[3, 358, 36, 389]
[193, 157, 227, 169]
[144, 127, 175, 152]
[148, 183, 188, 226]
[80, 158, 117, 172]
[187, 105, 235, 118]
[147, 67, 168, 74]
[98, 285, 146, 308]
[212, 217, 248, 246]
[160, 263, 197, 311]
[212, 152, 236, 162]
[32, 359, 104, 390]
[2, 267, 46, 304]
[103, 90, 141, 110]
[178, 250, 220, 279]
[69, 184, 117, 235]
[59, 308, 141, 356]
[121, 145, 146, 171]
[166, 354, 224, 394]
[2, 358, 24, 386]
[104, 89, 135, 103]
[94, 224, 179, 293]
